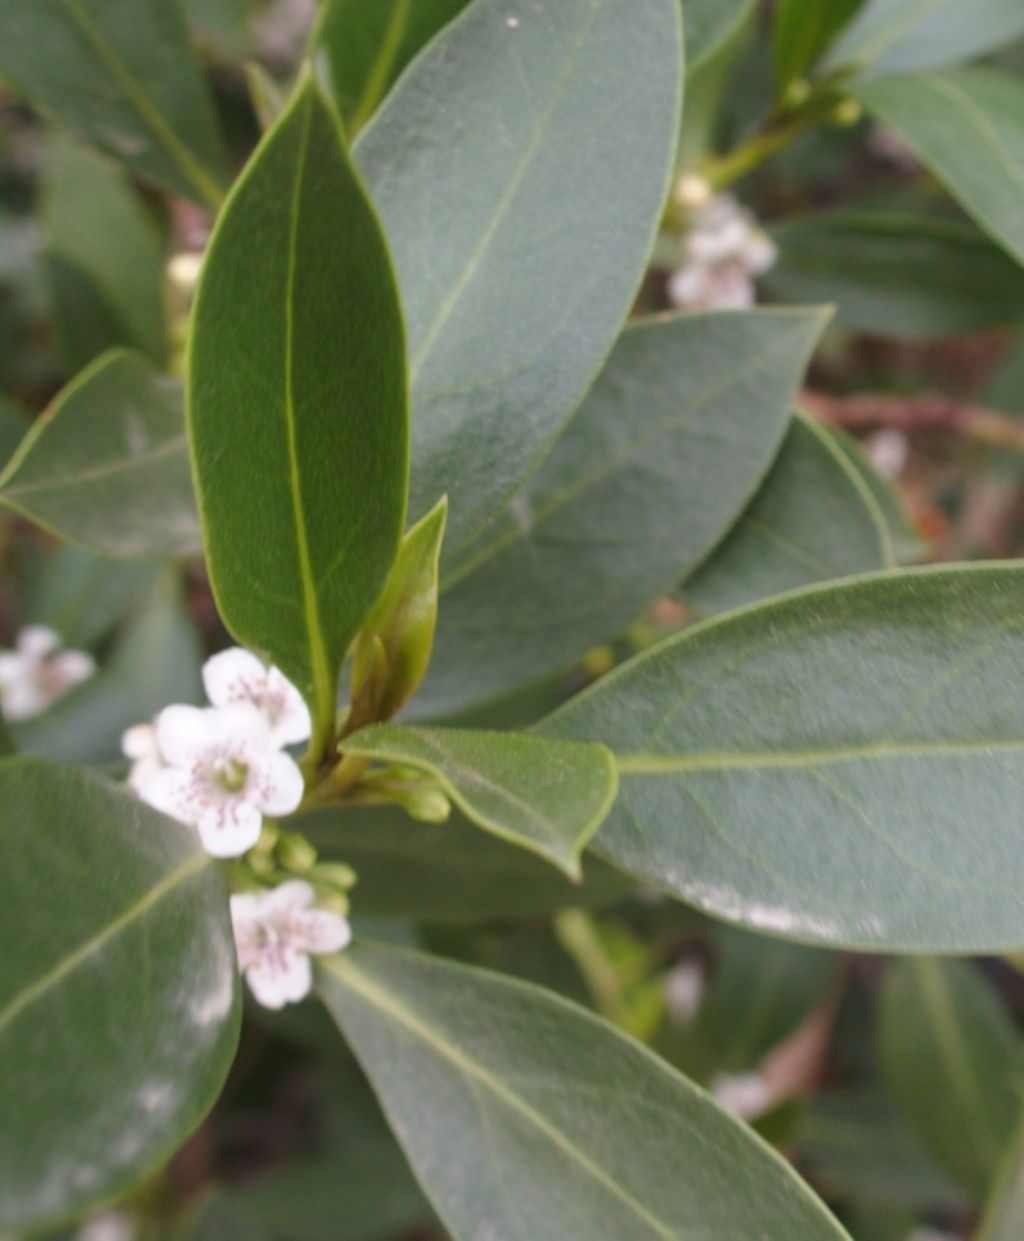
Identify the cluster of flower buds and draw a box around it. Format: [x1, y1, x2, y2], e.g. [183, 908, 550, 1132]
[122, 646, 353, 1009]
[0, 625, 94, 722]
[667, 175, 777, 312]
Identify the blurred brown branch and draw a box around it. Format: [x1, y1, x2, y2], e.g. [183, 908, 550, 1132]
[802, 390, 1024, 454]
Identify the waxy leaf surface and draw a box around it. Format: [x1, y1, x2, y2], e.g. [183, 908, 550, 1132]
[879, 958, 1024, 1198]
[299, 802, 631, 922]
[44, 136, 167, 370]
[684, 414, 890, 616]
[0, 0, 229, 206]
[826, 0, 1024, 75]
[355, 0, 682, 560]
[416, 310, 826, 718]
[547, 564, 1024, 952]
[768, 208, 1024, 339]
[343, 723, 617, 876]
[0, 351, 199, 559]
[189, 79, 408, 744]
[978, 1108, 1024, 1241]
[0, 758, 240, 1231]
[855, 69, 1024, 267]
[319, 943, 849, 1240]
[317, 0, 469, 131]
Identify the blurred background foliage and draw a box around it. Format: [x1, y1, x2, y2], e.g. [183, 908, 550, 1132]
[2, 1, 1024, 1239]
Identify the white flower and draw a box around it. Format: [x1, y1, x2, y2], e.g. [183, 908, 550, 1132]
[138, 703, 304, 857]
[664, 958, 705, 1025]
[231, 879, 351, 1008]
[668, 193, 777, 312]
[711, 1071, 772, 1121]
[0, 625, 95, 722]
[75, 1210, 133, 1241]
[202, 647, 311, 747]
[121, 722, 164, 791]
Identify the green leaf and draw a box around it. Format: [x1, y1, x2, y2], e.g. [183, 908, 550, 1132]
[879, 958, 1024, 1198]
[0, 396, 29, 468]
[355, 0, 682, 561]
[978, 1105, 1024, 1241]
[0, 757, 241, 1232]
[773, 0, 862, 90]
[545, 563, 1024, 952]
[683, 413, 891, 617]
[298, 802, 633, 922]
[15, 571, 203, 765]
[44, 136, 167, 371]
[768, 208, 1024, 339]
[349, 496, 446, 732]
[342, 724, 618, 877]
[684, 0, 755, 72]
[25, 544, 158, 649]
[319, 943, 850, 1240]
[798, 1088, 967, 1211]
[819, 423, 924, 564]
[854, 69, 1024, 268]
[316, 0, 469, 132]
[416, 309, 827, 719]
[0, 351, 200, 560]
[826, 0, 1024, 75]
[189, 77, 408, 752]
[0, 0, 229, 207]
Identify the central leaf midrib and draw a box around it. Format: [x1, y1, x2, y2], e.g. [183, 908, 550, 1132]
[615, 736, 1024, 775]
[283, 92, 332, 721]
[322, 955, 679, 1240]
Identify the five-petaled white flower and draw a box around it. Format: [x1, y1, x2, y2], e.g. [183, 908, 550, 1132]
[231, 879, 351, 1008]
[138, 703, 304, 856]
[202, 646, 311, 747]
[668, 192, 777, 312]
[0, 625, 95, 722]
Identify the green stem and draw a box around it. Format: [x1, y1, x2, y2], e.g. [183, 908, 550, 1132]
[554, 909, 631, 1030]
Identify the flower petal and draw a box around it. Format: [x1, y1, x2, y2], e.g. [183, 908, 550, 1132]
[197, 797, 263, 857]
[18, 625, 60, 658]
[294, 909, 351, 956]
[255, 750, 305, 816]
[203, 701, 273, 753]
[245, 949, 312, 1009]
[265, 878, 315, 912]
[202, 647, 268, 708]
[156, 704, 215, 766]
[138, 768, 200, 826]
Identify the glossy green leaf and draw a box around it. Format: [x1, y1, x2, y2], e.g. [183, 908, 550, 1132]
[546, 563, 1024, 952]
[799, 1089, 967, 1211]
[15, 571, 203, 765]
[773, 0, 862, 90]
[44, 136, 167, 370]
[416, 309, 826, 719]
[683, 414, 891, 617]
[25, 544, 158, 649]
[0, 351, 199, 559]
[0, 0, 229, 207]
[855, 69, 1024, 268]
[355, 0, 682, 561]
[879, 958, 1024, 1198]
[319, 943, 849, 1240]
[0, 757, 241, 1232]
[343, 724, 618, 877]
[316, 0, 469, 132]
[299, 802, 633, 922]
[189, 78, 408, 749]
[978, 1105, 1024, 1241]
[768, 208, 1024, 339]
[684, 0, 755, 72]
[826, 0, 1024, 75]
[820, 423, 924, 564]
[349, 497, 446, 731]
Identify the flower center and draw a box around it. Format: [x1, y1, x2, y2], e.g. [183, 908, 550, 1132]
[211, 755, 249, 793]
